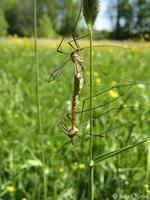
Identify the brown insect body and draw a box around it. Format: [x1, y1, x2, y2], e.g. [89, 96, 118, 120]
[59, 49, 84, 139]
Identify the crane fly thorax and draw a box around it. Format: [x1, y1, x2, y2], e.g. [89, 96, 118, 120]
[71, 49, 84, 65]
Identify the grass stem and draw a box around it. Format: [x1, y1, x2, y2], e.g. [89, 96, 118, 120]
[33, 0, 47, 199]
[88, 28, 94, 200]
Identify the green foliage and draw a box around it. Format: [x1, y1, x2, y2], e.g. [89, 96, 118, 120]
[38, 15, 57, 38]
[0, 39, 150, 199]
[0, 0, 150, 38]
[83, 0, 99, 29]
[0, 8, 8, 36]
[15, 0, 34, 36]
[57, 0, 81, 36]
[94, 139, 147, 163]
[0, 0, 20, 12]
[94, 30, 110, 40]
[109, 0, 150, 39]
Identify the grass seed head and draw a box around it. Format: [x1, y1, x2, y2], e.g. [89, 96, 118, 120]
[82, 0, 100, 30]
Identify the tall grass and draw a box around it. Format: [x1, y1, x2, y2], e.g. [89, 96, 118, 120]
[0, 38, 150, 199]
[82, 1, 149, 199]
[82, 0, 99, 199]
[33, 0, 47, 199]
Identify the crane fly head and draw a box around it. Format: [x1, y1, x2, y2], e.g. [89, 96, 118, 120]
[68, 127, 79, 139]
[59, 122, 79, 139]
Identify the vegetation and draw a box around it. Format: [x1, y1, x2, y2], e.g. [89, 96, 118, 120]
[0, 38, 150, 199]
[0, 8, 8, 36]
[0, 0, 150, 39]
[82, 0, 99, 199]
[0, 0, 150, 199]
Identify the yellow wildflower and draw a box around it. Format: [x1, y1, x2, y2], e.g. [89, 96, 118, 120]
[78, 163, 86, 170]
[7, 186, 15, 193]
[22, 198, 27, 200]
[109, 90, 119, 98]
[94, 71, 99, 77]
[58, 167, 64, 173]
[96, 78, 101, 85]
[111, 81, 117, 86]
[2, 139, 9, 145]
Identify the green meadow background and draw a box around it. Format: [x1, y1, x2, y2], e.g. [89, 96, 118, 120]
[0, 38, 150, 199]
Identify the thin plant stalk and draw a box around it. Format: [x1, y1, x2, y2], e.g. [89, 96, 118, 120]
[89, 29, 94, 200]
[82, 0, 99, 198]
[33, 0, 47, 199]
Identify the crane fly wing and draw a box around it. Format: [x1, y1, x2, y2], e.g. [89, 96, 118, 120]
[48, 58, 71, 83]
[74, 61, 85, 95]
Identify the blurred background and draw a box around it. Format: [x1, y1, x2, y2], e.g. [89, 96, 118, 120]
[0, 0, 150, 199]
[0, 0, 150, 40]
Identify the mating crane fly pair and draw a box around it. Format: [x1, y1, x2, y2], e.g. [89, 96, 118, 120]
[48, 37, 135, 143]
[48, 35, 140, 144]
[48, 36, 85, 141]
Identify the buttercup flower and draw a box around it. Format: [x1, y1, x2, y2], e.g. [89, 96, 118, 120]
[111, 81, 117, 86]
[7, 186, 15, 193]
[109, 90, 119, 98]
[96, 77, 101, 85]
[78, 163, 86, 170]
[58, 167, 64, 173]
[94, 71, 99, 77]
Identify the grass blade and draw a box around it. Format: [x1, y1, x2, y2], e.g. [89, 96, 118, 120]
[33, 0, 47, 199]
[94, 139, 147, 163]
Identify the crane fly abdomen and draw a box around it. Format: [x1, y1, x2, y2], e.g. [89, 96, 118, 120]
[59, 48, 84, 140]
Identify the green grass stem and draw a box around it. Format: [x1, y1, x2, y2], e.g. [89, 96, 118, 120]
[33, 0, 47, 199]
[88, 28, 94, 200]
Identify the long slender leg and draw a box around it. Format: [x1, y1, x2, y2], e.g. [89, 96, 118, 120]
[93, 106, 139, 119]
[87, 121, 135, 138]
[83, 62, 133, 82]
[56, 1, 85, 54]
[83, 62, 132, 84]
[80, 81, 150, 115]
[66, 82, 143, 125]
[55, 109, 68, 128]
[56, 36, 69, 55]
[83, 44, 131, 50]
[56, 140, 72, 153]
[66, 84, 130, 126]
[83, 61, 135, 84]
[68, 34, 90, 49]
[78, 83, 135, 124]
[67, 0, 86, 50]
[71, 0, 83, 49]
[68, 81, 149, 126]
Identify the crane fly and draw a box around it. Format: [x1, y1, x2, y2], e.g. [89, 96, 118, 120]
[48, 0, 137, 143]
[49, 44, 85, 142]
[59, 48, 85, 141]
[48, 36, 138, 143]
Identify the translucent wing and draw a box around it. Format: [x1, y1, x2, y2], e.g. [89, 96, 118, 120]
[48, 58, 70, 83]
